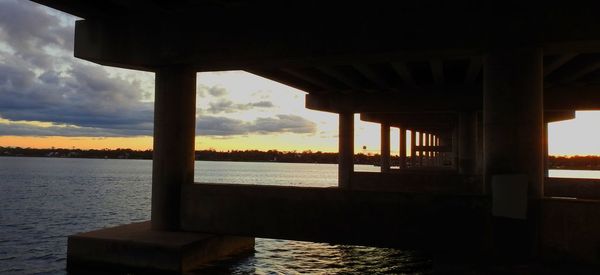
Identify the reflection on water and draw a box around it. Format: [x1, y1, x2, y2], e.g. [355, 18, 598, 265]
[549, 169, 600, 179]
[1, 157, 598, 274]
[196, 239, 431, 274]
[0, 157, 421, 274]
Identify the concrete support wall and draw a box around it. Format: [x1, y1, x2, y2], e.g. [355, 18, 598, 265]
[339, 112, 354, 188]
[399, 128, 407, 169]
[151, 67, 197, 230]
[381, 122, 391, 172]
[180, 183, 488, 251]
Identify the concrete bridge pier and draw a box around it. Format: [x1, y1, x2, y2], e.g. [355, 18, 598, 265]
[381, 122, 391, 172]
[151, 66, 197, 231]
[484, 47, 543, 263]
[67, 67, 255, 273]
[410, 129, 417, 167]
[399, 128, 407, 169]
[339, 112, 354, 188]
[458, 112, 477, 175]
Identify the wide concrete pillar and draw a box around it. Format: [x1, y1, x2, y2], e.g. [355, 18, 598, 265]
[339, 112, 354, 188]
[410, 130, 416, 167]
[484, 47, 543, 262]
[152, 67, 197, 231]
[380, 122, 391, 172]
[484, 47, 543, 197]
[399, 128, 407, 169]
[458, 112, 476, 175]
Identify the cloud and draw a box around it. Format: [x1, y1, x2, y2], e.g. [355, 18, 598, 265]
[197, 84, 228, 98]
[0, 0, 74, 68]
[0, 1, 314, 141]
[0, 120, 150, 137]
[207, 99, 274, 114]
[0, 1, 153, 136]
[197, 114, 316, 136]
[0, 60, 154, 133]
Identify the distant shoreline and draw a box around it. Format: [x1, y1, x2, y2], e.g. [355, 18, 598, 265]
[1, 148, 600, 171]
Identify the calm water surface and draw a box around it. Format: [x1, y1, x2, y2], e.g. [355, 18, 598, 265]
[1, 157, 597, 274]
[0, 157, 430, 274]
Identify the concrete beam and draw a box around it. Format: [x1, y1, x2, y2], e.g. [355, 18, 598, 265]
[307, 93, 480, 113]
[180, 183, 488, 251]
[67, 5, 600, 72]
[73, 19, 485, 72]
[545, 110, 576, 123]
[307, 83, 600, 114]
[361, 113, 457, 125]
[543, 53, 578, 77]
[545, 85, 600, 110]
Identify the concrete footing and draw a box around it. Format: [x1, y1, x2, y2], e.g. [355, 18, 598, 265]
[67, 221, 255, 274]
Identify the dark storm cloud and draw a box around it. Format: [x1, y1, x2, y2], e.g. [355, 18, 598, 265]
[0, 0, 153, 136]
[0, 0, 74, 68]
[207, 99, 274, 114]
[197, 115, 316, 136]
[0, 59, 154, 134]
[0, 121, 150, 137]
[0, 0, 314, 139]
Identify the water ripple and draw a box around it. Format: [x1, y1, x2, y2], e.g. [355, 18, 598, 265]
[0, 157, 430, 274]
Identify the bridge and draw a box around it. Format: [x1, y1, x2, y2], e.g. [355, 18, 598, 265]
[32, 1, 600, 273]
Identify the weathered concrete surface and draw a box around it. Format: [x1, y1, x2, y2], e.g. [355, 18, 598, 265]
[152, 67, 197, 230]
[181, 183, 489, 254]
[338, 112, 354, 188]
[352, 171, 483, 194]
[545, 177, 600, 200]
[540, 198, 600, 265]
[67, 221, 254, 274]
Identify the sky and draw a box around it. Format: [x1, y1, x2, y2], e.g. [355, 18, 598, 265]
[0, 0, 599, 156]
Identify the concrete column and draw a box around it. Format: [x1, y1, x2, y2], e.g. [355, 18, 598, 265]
[440, 135, 448, 167]
[399, 128, 407, 169]
[380, 122, 391, 172]
[410, 130, 416, 168]
[543, 123, 549, 177]
[339, 112, 354, 189]
[484, 47, 543, 262]
[452, 126, 459, 170]
[152, 66, 197, 231]
[484, 47, 543, 198]
[475, 112, 484, 175]
[420, 132, 426, 167]
[426, 133, 431, 166]
[458, 112, 476, 175]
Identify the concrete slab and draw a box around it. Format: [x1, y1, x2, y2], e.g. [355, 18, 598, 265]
[67, 221, 254, 274]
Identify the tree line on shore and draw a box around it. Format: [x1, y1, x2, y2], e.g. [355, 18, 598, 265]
[2, 147, 600, 169]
